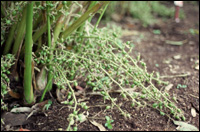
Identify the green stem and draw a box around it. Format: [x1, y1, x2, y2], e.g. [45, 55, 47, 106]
[33, 13, 42, 30]
[3, 21, 18, 54]
[1, 2, 6, 17]
[40, 1, 53, 101]
[45, 1, 53, 92]
[47, 15, 65, 92]
[41, 4, 66, 101]
[40, 74, 53, 102]
[24, 1, 34, 104]
[32, 12, 62, 43]
[77, 1, 97, 36]
[35, 36, 42, 55]
[61, 1, 110, 39]
[87, 1, 98, 22]
[12, 6, 27, 56]
[94, 2, 109, 31]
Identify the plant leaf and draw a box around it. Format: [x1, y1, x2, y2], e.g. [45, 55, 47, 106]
[173, 120, 199, 131]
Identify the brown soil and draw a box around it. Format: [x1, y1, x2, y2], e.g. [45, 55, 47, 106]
[1, 2, 199, 131]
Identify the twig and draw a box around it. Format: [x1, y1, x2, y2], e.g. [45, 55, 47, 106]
[189, 94, 199, 99]
[160, 73, 191, 78]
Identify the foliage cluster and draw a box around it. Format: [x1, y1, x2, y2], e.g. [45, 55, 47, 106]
[1, 1, 186, 130]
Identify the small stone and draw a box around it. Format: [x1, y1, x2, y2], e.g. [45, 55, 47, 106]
[165, 84, 173, 91]
[191, 107, 197, 117]
[195, 65, 199, 70]
[173, 55, 181, 60]
[1, 112, 29, 126]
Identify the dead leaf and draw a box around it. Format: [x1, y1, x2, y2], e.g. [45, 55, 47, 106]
[66, 46, 72, 50]
[8, 90, 21, 99]
[173, 120, 199, 131]
[89, 120, 107, 131]
[32, 61, 38, 91]
[56, 88, 67, 102]
[11, 107, 32, 113]
[191, 107, 197, 117]
[75, 85, 84, 91]
[36, 66, 47, 91]
[165, 84, 173, 91]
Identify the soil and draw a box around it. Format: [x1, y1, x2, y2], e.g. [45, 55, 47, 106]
[1, 2, 199, 131]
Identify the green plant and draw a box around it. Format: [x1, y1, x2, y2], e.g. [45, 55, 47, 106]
[177, 84, 187, 89]
[105, 116, 114, 129]
[43, 100, 52, 110]
[34, 21, 185, 124]
[1, 2, 186, 131]
[1, 54, 15, 110]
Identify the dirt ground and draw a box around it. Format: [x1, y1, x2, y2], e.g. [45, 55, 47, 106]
[1, 2, 199, 131]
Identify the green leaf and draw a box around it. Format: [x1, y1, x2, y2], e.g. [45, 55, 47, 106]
[105, 116, 110, 121]
[173, 120, 199, 131]
[153, 29, 161, 35]
[105, 123, 113, 129]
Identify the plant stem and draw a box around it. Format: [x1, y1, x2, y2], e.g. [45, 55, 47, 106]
[12, 6, 27, 56]
[41, 3, 66, 101]
[45, 1, 53, 93]
[61, 1, 110, 38]
[32, 12, 62, 43]
[94, 2, 109, 31]
[47, 15, 65, 92]
[1, 2, 6, 17]
[24, 1, 34, 104]
[3, 21, 18, 54]
[87, 1, 98, 22]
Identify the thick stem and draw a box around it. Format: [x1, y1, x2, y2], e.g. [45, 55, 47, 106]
[24, 2, 34, 104]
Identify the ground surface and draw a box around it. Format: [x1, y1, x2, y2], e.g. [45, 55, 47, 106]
[1, 2, 199, 131]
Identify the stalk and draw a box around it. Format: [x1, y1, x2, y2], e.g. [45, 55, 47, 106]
[94, 2, 109, 31]
[47, 15, 65, 91]
[39, 1, 52, 102]
[1, 2, 6, 17]
[3, 21, 18, 54]
[12, 6, 27, 56]
[33, 13, 42, 30]
[32, 12, 62, 43]
[61, 1, 110, 39]
[88, 1, 98, 22]
[24, 2, 34, 104]
[40, 3, 66, 101]
[77, 1, 97, 34]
